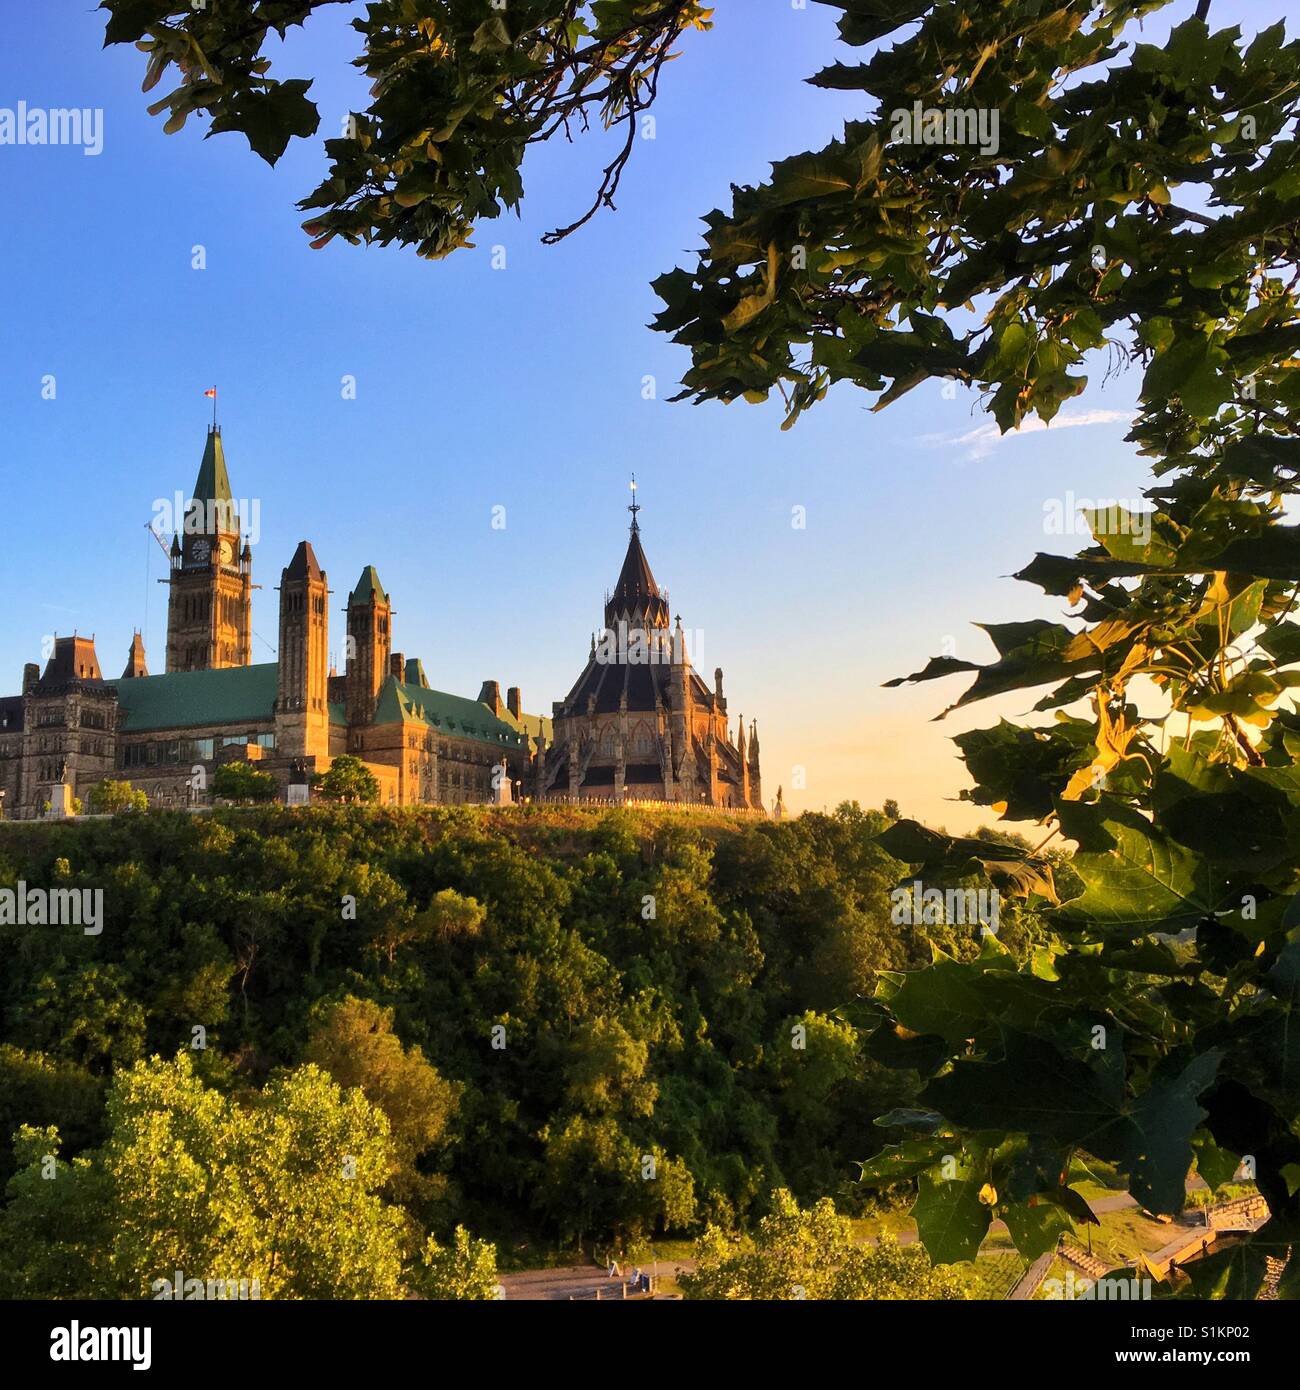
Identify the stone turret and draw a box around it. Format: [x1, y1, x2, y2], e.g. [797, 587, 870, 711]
[344, 566, 391, 726]
[748, 718, 762, 810]
[121, 632, 148, 679]
[277, 541, 330, 760]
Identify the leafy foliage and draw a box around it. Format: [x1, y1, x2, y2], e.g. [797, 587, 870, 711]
[85, 780, 148, 815]
[94, 0, 1300, 1295]
[681, 1187, 966, 1300]
[100, 0, 713, 258]
[304, 995, 460, 1206]
[695, 0, 1300, 1296]
[0, 804, 1040, 1254]
[212, 760, 278, 804]
[315, 754, 381, 804]
[0, 1054, 407, 1298]
[410, 1223, 500, 1300]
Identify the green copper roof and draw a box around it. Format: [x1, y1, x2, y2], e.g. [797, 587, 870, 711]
[374, 677, 526, 749]
[108, 663, 278, 733]
[350, 566, 388, 606]
[193, 428, 233, 506]
[105, 663, 534, 746]
[500, 707, 553, 744]
[405, 657, 429, 688]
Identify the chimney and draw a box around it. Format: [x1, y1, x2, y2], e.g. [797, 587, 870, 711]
[22, 662, 39, 695]
[507, 686, 522, 720]
[478, 680, 503, 717]
[390, 652, 405, 681]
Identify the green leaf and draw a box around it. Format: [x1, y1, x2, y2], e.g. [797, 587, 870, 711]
[924, 1035, 1219, 1215]
[210, 80, 320, 166]
[1002, 1199, 1075, 1261]
[911, 1153, 993, 1264]
[1055, 798, 1226, 935]
[1191, 1130, 1241, 1193]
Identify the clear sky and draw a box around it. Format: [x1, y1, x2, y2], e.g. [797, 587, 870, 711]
[0, 0, 1282, 828]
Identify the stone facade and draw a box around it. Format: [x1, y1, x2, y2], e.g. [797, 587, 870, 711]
[538, 514, 763, 810]
[0, 432, 764, 818]
[0, 431, 541, 818]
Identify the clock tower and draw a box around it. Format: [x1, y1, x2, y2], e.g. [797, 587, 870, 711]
[165, 426, 253, 672]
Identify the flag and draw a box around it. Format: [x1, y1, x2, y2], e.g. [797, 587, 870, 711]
[203, 388, 217, 398]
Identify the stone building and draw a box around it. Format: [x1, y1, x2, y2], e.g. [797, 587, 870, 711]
[0, 428, 544, 817]
[0, 430, 763, 818]
[537, 498, 762, 810]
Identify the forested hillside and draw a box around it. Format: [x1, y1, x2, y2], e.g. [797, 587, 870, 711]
[0, 804, 1047, 1293]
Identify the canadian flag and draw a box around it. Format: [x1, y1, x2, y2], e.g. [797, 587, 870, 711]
[203, 388, 217, 398]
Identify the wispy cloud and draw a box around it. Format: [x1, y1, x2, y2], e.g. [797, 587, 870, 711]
[921, 408, 1131, 462]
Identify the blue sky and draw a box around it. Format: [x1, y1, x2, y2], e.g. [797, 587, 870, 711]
[0, 0, 1280, 826]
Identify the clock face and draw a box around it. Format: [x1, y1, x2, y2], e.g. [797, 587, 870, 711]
[191, 539, 211, 564]
[219, 540, 234, 566]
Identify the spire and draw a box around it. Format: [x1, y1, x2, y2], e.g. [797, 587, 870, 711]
[737, 715, 746, 755]
[349, 565, 387, 605]
[628, 473, 641, 534]
[671, 612, 690, 668]
[121, 631, 148, 679]
[285, 540, 323, 582]
[606, 522, 669, 630]
[192, 425, 233, 507]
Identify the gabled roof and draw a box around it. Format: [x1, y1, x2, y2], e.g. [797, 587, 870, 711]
[108, 663, 278, 732]
[350, 565, 388, 606]
[193, 427, 233, 506]
[499, 707, 553, 744]
[373, 677, 527, 749]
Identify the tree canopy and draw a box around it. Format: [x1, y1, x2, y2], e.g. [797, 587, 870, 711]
[100, 0, 713, 257]
[316, 754, 381, 804]
[213, 761, 278, 804]
[1, 803, 1023, 1261]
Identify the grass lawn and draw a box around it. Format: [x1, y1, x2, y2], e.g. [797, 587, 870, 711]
[950, 1253, 1027, 1300]
[1087, 1205, 1178, 1269]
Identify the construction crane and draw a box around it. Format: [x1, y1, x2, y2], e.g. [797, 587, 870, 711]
[144, 521, 173, 560]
